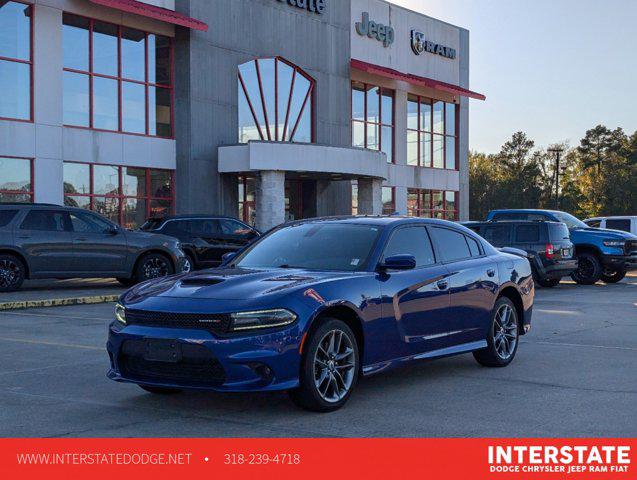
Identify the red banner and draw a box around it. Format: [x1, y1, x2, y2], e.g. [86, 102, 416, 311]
[0, 438, 633, 479]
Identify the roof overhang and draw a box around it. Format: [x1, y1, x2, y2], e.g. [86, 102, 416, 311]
[87, 0, 208, 32]
[351, 59, 486, 101]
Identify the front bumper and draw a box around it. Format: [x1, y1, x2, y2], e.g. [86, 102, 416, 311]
[106, 321, 303, 392]
[602, 254, 637, 271]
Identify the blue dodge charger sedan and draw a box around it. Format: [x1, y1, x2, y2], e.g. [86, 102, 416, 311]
[107, 217, 534, 411]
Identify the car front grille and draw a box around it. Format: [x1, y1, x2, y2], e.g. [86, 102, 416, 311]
[625, 240, 637, 255]
[119, 340, 226, 387]
[125, 309, 232, 335]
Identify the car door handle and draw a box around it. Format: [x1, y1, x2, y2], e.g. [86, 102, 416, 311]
[437, 280, 449, 291]
[487, 269, 496, 277]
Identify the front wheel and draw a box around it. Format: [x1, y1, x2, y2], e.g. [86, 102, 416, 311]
[134, 252, 174, 283]
[570, 252, 602, 285]
[289, 318, 359, 412]
[0, 254, 26, 292]
[535, 276, 561, 288]
[474, 297, 519, 368]
[600, 268, 627, 284]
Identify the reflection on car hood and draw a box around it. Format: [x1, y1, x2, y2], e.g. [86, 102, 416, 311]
[123, 267, 354, 301]
[571, 227, 637, 240]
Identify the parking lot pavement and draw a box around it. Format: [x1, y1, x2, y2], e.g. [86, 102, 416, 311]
[0, 276, 635, 438]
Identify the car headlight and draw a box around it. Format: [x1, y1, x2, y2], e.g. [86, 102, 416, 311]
[603, 240, 625, 247]
[230, 309, 297, 332]
[115, 303, 126, 325]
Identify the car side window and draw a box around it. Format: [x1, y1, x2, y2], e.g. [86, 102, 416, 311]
[515, 225, 540, 242]
[429, 227, 472, 263]
[162, 220, 188, 236]
[383, 227, 435, 267]
[584, 219, 601, 228]
[482, 225, 511, 246]
[0, 210, 18, 227]
[466, 236, 482, 257]
[20, 210, 69, 232]
[219, 219, 250, 235]
[190, 219, 220, 235]
[606, 219, 631, 232]
[69, 211, 113, 233]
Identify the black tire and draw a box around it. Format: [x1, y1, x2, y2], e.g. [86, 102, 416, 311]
[138, 385, 182, 395]
[535, 276, 561, 288]
[570, 252, 602, 285]
[0, 254, 26, 292]
[473, 297, 520, 368]
[289, 318, 359, 412]
[116, 277, 135, 287]
[134, 252, 174, 283]
[600, 268, 627, 284]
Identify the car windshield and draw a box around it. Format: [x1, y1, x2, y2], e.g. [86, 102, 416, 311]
[553, 212, 588, 229]
[234, 223, 381, 271]
[140, 219, 163, 231]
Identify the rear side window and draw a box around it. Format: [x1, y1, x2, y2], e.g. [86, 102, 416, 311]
[466, 236, 482, 256]
[515, 225, 540, 242]
[20, 210, 69, 232]
[482, 225, 511, 246]
[429, 227, 471, 262]
[70, 211, 113, 233]
[219, 219, 250, 235]
[0, 210, 18, 227]
[549, 223, 570, 242]
[383, 227, 435, 267]
[162, 220, 189, 235]
[606, 219, 631, 233]
[190, 219, 220, 235]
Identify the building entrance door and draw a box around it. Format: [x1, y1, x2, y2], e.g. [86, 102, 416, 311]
[285, 179, 316, 222]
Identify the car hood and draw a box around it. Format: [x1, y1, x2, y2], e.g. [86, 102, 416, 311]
[570, 227, 637, 241]
[122, 267, 356, 302]
[124, 230, 177, 244]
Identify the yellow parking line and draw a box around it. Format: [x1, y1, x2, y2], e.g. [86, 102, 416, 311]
[0, 295, 119, 311]
[0, 336, 103, 351]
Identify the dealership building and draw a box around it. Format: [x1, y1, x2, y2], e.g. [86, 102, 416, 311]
[0, 0, 484, 231]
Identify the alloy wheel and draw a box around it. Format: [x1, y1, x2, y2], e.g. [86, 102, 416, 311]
[143, 257, 170, 279]
[577, 257, 595, 279]
[182, 257, 192, 273]
[0, 259, 20, 289]
[493, 304, 518, 360]
[313, 329, 356, 403]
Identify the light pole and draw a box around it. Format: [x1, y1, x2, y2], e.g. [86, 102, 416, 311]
[548, 147, 565, 209]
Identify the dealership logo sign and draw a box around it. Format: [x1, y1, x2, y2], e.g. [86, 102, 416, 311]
[276, 0, 325, 15]
[411, 30, 456, 59]
[355, 12, 395, 47]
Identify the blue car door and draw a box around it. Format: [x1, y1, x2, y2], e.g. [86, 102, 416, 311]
[378, 226, 453, 359]
[428, 226, 498, 345]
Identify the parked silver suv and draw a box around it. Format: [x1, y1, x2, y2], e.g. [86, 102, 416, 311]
[0, 204, 187, 292]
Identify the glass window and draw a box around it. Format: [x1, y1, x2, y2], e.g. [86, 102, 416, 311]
[445, 103, 456, 136]
[122, 167, 146, 197]
[407, 130, 418, 166]
[238, 176, 256, 225]
[433, 101, 444, 134]
[93, 165, 119, 196]
[384, 227, 435, 267]
[516, 225, 540, 243]
[433, 136, 444, 169]
[407, 95, 419, 130]
[606, 219, 632, 232]
[64, 195, 91, 209]
[150, 169, 172, 199]
[0, 210, 18, 227]
[63, 162, 90, 195]
[483, 225, 512, 246]
[0, 157, 32, 203]
[0, 59, 30, 120]
[407, 189, 458, 220]
[220, 219, 250, 235]
[445, 137, 456, 170]
[467, 236, 481, 256]
[69, 211, 113, 233]
[0, 2, 31, 121]
[430, 227, 471, 262]
[351, 82, 394, 163]
[21, 210, 69, 232]
[239, 57, 313, 143]
[0, 1, 31, 60]
[584, 219, 601, 228]
[62, 15, 173, 138]
[407, 96, 457, 170]
[122, 198, 146, 229]
[382, 187, 395, 215]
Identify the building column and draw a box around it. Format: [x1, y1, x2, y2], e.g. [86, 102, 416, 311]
[357, 178, 383, 215]
[256, 171, 285, 232]
[458, 29, 471, 221]
[394, 186, 408, 215]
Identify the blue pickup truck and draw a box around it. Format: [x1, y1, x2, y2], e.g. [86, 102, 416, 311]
[486, 209, 637, 284]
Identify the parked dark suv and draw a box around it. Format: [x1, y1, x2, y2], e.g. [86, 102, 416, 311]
[140, 215, 260, 270]
[0, 204, 187, 292]
[463, 220, 578, 287]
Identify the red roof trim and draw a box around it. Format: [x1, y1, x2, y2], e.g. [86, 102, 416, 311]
[351, 59, 486, 101]
[88, 0, 208, 32]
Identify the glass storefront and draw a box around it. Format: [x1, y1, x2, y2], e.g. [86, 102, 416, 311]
[0, 157, 33, 203]
[407, 189, 458, 220]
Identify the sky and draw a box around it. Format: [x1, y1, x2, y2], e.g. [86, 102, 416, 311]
[391, 0, 637, 153]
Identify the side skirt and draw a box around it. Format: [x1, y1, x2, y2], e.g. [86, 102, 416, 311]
[362, 340, 488, 376]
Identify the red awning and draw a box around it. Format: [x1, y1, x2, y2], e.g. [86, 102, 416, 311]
[88, 0, 208, 31]
[351, 59, 486, 101]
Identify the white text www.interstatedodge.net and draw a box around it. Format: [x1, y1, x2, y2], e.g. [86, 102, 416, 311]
[16, 452, 192, 466]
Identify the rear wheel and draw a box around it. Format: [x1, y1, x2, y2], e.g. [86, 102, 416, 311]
[182, 253, 195, 273]
[534, 276, 561, 288]
[571, 252, 602, 285]
[600, 268, 627, 284]
[139, 385, 182, 395]
[289, 318, 359, 412]
[474, 297, 519, 368]
[0, 254, 25, 292]
[134, 252, 174, 283]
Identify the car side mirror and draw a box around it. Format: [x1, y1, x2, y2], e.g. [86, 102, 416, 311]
[378, 254, 417, 271]
[221, 252, 237, 264]
[106, 227, 119, 235]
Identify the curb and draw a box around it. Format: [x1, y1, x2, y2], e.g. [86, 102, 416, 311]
[0, 295, 120, 311]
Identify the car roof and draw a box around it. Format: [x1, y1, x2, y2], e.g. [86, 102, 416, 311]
[147, 214, 246, 222]
[489, 209, 561, 215]
[464, 220, 562, 226]
[585, 216, 636, 220]
[282, 215, 463, 229]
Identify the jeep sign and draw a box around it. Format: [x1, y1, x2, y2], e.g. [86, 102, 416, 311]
[411, 30, 456, 60]
[355, 12, 395, 48]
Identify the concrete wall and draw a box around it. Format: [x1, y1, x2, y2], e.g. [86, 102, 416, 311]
[174, 0, 352, 216]
[0, 0, 176, 205]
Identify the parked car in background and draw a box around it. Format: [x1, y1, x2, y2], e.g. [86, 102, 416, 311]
[0, 204, 187, 292]
[108, 217, 534, 411]
[486, 209, 637, 284]
[584, 216, 637, 235]
[462, 220, 577, 287]
[140, 215, 260, 271]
